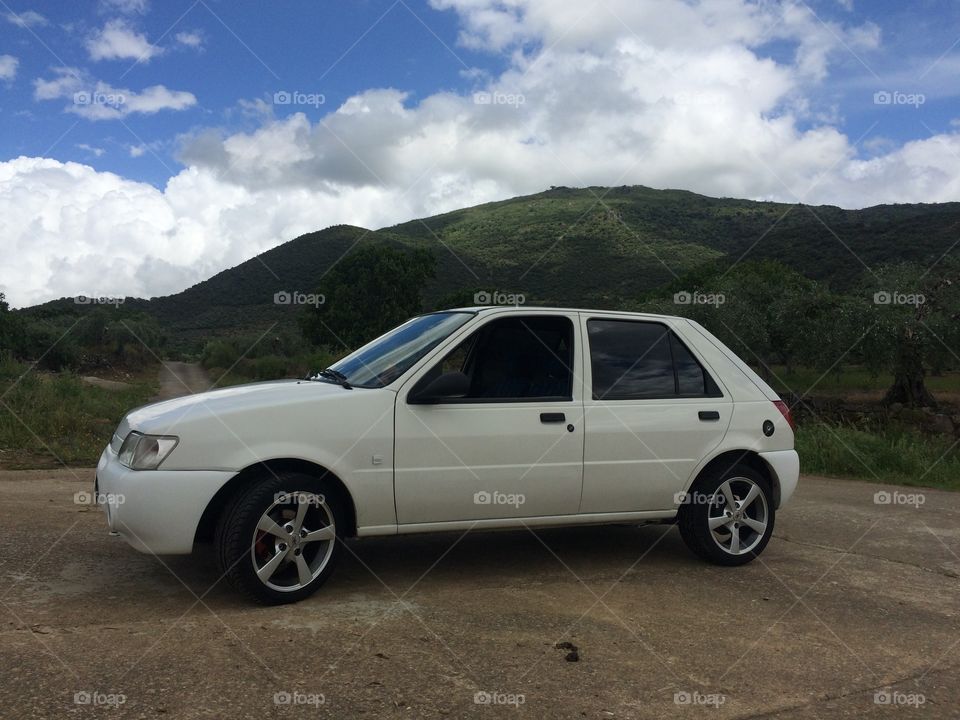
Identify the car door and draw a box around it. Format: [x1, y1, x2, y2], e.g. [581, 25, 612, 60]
[579, 315, 732, 513]
[394, 311, 585, 525]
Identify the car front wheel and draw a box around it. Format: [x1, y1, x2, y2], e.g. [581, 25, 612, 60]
[215, 472, 343, 604]
[678, 464, 775, 566]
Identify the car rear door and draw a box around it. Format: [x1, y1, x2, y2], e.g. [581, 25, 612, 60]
[579, 314, 732, 513]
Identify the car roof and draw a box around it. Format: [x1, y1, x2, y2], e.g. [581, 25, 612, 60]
[445, 306, 683, 321]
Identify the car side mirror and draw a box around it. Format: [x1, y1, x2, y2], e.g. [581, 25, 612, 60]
[409, 371, 470, 404]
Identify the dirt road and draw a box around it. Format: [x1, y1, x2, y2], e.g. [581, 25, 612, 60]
[0, 472, 957, 718]
[155, 361, 211, 400]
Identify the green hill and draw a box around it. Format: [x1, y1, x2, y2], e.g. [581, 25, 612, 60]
[21, 185, 960, 348]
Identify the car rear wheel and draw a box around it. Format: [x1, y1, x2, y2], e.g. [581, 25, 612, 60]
[678, 463, 774, 566]
[215, 471, 343, 604]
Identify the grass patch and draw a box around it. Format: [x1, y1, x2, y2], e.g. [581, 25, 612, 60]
[796, 422, 960, 491]
[204, 350, 340, 389]
[767, 365, 960, 396]
[0, 358, 156, 468]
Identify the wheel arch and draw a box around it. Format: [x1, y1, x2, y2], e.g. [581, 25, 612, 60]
[688, 449, 781, 508]
[193, 458, 358, 545]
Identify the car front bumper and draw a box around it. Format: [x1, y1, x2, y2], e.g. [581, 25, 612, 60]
[95, 444, 233, 555]
[759, 449, 800, 508]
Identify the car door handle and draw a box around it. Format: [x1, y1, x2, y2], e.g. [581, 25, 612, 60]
[540, 412, 566, 423]
[698, 410, 720, 421]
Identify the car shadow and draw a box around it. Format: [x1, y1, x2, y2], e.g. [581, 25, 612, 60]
[161, 521, 697, 611]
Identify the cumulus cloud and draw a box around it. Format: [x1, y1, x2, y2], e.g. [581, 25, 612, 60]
[87, 19, 160, 62]
[3, 0, 960, 307]
[4, 10, 47, 27]
[0, 55, 18, 81]
[0, 156, 406, 306]
[33, 67, 196, 119]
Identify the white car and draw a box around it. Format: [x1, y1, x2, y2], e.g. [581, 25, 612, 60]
[96, 307, 799, 604]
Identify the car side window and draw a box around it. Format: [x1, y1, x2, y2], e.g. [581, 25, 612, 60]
[415, 315, 574, 402]
[587, 319, 721, 400]
[671, 331, 721, 396]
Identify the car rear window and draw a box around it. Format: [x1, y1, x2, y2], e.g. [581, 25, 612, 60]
[587, 319, 722, 400]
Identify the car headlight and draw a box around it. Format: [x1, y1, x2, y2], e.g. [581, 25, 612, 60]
[117, 431, 179, 470]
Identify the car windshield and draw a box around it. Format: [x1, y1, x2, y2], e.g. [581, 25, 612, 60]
[323, 311, 475, 388]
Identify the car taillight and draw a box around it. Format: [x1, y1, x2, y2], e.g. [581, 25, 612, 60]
[773, 400, 795, 430]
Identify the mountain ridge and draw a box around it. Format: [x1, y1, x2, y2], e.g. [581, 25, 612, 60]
[21, 185, 960, 347]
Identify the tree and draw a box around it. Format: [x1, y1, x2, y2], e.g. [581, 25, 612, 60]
[638, 260, 836, 378]
[300, 245, 436, 350]
[428, 287, 487, 311]
[858, 262, 960, 407]
[0, 293, 23, 354]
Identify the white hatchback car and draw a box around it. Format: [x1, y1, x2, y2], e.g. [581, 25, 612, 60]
[96, 307, 799, 603]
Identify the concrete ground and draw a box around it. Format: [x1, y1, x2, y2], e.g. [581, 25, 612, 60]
[0, 469, 957, 719]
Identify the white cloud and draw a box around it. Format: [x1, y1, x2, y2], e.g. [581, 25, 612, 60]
[0, 156, 401, 306]
[3, 0, 960, 307]
[4, 10, 47, 27]
[33, 68, 196, 119]
[76, 143, 105, 157]
[87, 19, 160, 62]
[100, 0, 148, 14]
[0, 55, 18, 81]
[175, 31, 203, 49]
[32, 67, 84, 100]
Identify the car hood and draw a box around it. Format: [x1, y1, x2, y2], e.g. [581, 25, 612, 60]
[118, 379, 355, 438]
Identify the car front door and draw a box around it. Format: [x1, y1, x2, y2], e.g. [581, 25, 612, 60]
[579, 315, 732, 513]
[393, 311, 585, 525]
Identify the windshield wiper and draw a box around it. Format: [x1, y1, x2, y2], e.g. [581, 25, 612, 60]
[310, 368, 352, 389]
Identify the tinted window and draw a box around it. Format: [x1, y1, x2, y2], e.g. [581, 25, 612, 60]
[587, 319, 720, 400]
[672, 332, 714, 396]
[588, 320, 674, 399]
[416, 315, 574, 401]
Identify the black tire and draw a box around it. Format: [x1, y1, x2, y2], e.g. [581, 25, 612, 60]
[678, 463, 775, 566]
[215, 471, 344, 604]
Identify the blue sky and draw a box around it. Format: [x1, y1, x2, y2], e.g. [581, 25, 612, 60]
[2, 0, 957, 185]
[2, 0, 960, 306]
[3, 0, 499, 185]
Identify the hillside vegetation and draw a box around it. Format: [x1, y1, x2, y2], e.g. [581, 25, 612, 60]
[19, 185, 960, 349]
